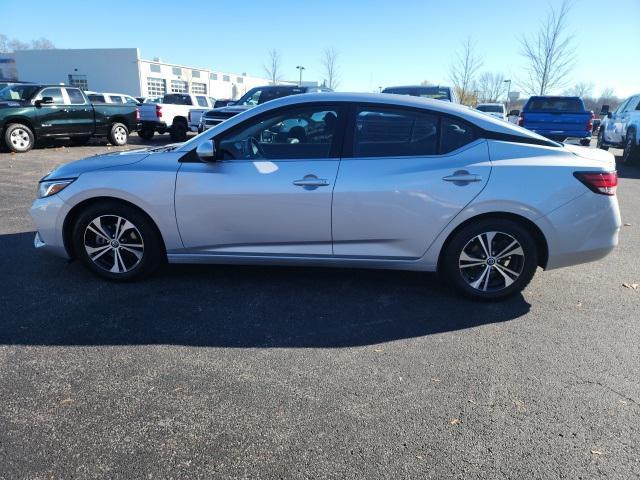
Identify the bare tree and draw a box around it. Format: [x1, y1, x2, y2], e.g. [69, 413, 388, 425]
[565, 81, 593, 97]
[520, 0, 575, 95]
[477, 72, 506, 103]
[449, 37, 483, 105]
[7, 39, 29, 51]
[263, 49, 282, 85]
[321, 47, 340, 90]
[31, 37, 55, 49]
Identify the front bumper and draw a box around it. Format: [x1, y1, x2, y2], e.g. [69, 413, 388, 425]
[29, 195, 72, 259]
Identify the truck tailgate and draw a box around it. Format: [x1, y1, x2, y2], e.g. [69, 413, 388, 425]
[523, 112, 591, 138]
[139, 103, 160, 122]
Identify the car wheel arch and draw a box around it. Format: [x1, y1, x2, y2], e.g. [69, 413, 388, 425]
[62, 196, 167, 259]
[436, 212, 549, 273]
[3, 117, 37, 138]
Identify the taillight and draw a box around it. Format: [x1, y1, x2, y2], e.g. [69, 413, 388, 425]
[156, 104, 162, 118]
[135, 107, 140, 121]
[587, 111, 594, 132]
[574, 171, 618, 196]
[517, 112, 524, 126]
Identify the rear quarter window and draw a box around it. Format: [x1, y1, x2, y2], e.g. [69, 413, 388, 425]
[439, 117, 477, 154]
[525, 97, 584, 112]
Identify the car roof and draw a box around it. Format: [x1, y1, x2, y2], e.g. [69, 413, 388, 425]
[383, 85, 452, 90]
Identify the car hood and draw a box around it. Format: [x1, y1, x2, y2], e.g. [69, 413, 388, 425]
[205, 105, 250, 117]
[44, 149, 151, 180]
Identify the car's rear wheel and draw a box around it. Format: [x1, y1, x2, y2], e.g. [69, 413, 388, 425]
[138, 127, 155, 140]
[442, 218, 538, 300]
[4, 123, 35, 153]
[622, 130, 640, 165]
[71, 202, 164, 281]
[597, 128, 609, 151]
[580, 138, 591, 146]
[169, 120, 188, 142]
[108, 123, 129, 146]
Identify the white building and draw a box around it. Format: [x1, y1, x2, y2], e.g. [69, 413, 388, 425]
[0, 53, 17, 81]
[13, 48, 273, 99]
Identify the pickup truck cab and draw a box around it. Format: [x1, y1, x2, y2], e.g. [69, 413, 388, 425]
[139, 93, 214, 142]
[597, 93, 640, 165]
[476, 103, 506, 121]
[0, 83, 140, 153]
[198, 85, 331, 132]
[518, 96, 593, 145]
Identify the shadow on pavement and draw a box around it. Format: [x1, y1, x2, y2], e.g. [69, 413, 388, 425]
[616, 155, 640, 179]
[0, 232, 531, 348]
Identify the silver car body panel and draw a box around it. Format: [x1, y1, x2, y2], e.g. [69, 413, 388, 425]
[30, 92, 621, 273]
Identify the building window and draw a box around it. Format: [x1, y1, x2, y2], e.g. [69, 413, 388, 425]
[223, 75, 230, 82]
[147, 77, 166, 97]
[192, 70, 200, 78]
[210, 73, 218, 80]
[150, 64, 161, 73]
[170, 80, 188, 93]
[68, 74, 88, 90]
[172, 67, 182, 76]
[237, 77, 244, 84]
[192, 82, 207, 94]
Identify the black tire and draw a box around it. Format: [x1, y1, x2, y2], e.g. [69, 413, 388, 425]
[70, 136, 91, 146]
[622, 130, 640, 166]
[108, 122, 129, 146]
[579, 138, 591, 147]
[71, 201, 164, 281]
[169, 120, 188, 142]
[442, 218, 538, 301]
[4, 123, 35, 153]
[597, 128, 609, 151]
[138, 127, 155, 141]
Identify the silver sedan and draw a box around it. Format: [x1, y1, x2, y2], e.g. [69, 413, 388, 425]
[30, 93, 621, 300]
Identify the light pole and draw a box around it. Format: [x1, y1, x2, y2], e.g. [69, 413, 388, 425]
[504, 79, 512, 112]
[296, 65, 305, 87]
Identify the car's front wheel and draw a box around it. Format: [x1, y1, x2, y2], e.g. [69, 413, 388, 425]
[71, 202, 164, 281]
[442, 218, 538, 301]
[597, 128, 609, 151]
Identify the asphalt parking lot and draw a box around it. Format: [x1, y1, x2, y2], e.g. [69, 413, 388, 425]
[0, 134, 638, 479]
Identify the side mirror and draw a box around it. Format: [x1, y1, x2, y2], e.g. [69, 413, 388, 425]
[35, 96, 54, 107]
[508, 109, 519, 116]
[600, 105, 610, 116]
[196, 140, 216, 162]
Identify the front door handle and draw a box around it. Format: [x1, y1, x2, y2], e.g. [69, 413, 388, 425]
[293, 175, 329, 188]
[442, 170, 482, 184]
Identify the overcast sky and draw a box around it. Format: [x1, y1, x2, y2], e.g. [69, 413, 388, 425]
[2, 0, 639, 98]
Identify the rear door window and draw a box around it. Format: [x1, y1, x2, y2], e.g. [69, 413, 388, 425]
[353, 107, 438, 157]
[37, 87, 64, 104]
[66, 88, 86, 104]
[195, 95, 208, 107]
[439, 117, 477, 154]
[526, 97, 583, 112]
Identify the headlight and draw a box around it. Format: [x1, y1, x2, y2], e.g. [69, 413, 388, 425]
[37, 179, 75, 198]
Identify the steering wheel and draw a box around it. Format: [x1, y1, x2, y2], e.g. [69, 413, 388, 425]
[249, 137, 264, 158]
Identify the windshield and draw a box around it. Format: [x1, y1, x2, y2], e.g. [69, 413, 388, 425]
[0, 84, 39, 102]
[477, 105, 504, 113]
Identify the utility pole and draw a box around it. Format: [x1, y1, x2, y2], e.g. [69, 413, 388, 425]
[504, 79, 512, 111]
[296, 65, 305, 87]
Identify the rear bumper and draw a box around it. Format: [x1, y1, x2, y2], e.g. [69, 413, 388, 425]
[141, 120, 167, 131]
[543, 192, 621, 270]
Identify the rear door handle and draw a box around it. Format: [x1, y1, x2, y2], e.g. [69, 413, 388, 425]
[443, 171, 482, 184]
[293, 175, 329, 188]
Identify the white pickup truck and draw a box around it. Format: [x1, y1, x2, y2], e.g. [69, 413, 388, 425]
[598, 93, 640, 165]
[139, 93, 214, 141]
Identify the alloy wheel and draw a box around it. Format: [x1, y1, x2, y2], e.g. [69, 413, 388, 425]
[458, 231, 525, 292]
[114, 126, 127, 144]
[83, 215, 144, 274]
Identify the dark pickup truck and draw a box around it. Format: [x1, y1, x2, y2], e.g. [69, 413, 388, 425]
[518, 96, 593, 145]
[0, 84, 140, 153]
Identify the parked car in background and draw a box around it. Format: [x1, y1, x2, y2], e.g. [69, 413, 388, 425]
[598, 93, 640, 165]
[518, 96, 593, 145]
[475, 103, 506, 121]
[0, 83, 140, 152]
[214, 98, 235, 108]
[198, 85, 332, 132]
[381, 85, 458, 103]
[139, 93, 215, 141]
[30, 93, 620, 301]
[137, 96, 163, 104]
[86, 91, 140, 105]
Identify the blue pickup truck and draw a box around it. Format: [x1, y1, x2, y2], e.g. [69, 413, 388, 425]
[518, 96, 593, 146]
